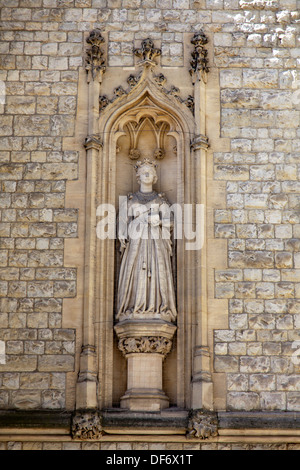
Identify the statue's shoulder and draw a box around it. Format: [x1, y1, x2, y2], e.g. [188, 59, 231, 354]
[157, 192, 170, 205]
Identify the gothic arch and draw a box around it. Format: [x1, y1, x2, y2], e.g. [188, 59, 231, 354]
[76, 32, 213, 422]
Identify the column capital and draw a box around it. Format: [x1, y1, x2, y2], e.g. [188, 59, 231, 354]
[191, 134, 209, 151]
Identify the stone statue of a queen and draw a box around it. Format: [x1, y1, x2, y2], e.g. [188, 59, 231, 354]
[116, 159, 177, 324]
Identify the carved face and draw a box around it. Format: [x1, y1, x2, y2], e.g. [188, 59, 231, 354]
[136, 164, 157, 186]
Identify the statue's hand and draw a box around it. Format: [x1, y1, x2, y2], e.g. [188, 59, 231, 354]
[148, 214, 160, 226]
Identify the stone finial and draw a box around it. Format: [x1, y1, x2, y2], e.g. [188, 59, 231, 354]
[85, 29, 106, 82]
[134, 38, 161, 67]
[190, 31, 209, 82]
[187, 409, 218, 439]
[71, 410, 103, 440]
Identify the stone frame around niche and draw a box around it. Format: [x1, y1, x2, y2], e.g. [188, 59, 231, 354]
[75, 31, 213, 416]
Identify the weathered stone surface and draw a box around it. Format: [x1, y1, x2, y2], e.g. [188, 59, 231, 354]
[0, 0, 299, 434]
[38, 355, 74, 372]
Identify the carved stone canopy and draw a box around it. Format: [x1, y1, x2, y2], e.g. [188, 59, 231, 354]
[80, 30, 211, 413]
[111, 93, 187, 164]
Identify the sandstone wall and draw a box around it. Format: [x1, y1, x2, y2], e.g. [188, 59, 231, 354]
[0, 0, 300, 414]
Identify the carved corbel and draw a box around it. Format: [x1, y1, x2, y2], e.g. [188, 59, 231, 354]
[187, 410, 218, 439]
[71, 410, 103, 440]
[189, 31, 209, 83]
[85, 29, 106, 83]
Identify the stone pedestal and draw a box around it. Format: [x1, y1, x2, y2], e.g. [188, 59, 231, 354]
[114, 320, 176, 412]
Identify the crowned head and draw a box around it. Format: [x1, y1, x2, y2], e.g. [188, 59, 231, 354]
[134, 159, 158, 185]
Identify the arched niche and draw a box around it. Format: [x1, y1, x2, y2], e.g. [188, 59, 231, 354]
[95, 73, 195, 410]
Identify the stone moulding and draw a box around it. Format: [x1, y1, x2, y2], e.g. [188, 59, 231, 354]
[84, 134, 102, 151]
[99, 74, 194, 115]
[81, 31, 210, 412]
[1, 411, 300, 439]
[118, 336, 173, 357]
[191, 134, 209, 151]
[71, 410, 103, 440]
[187, 409, 219, 439]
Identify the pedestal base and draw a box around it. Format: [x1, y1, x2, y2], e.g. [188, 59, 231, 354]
[114, 320, 176, 412]
[120, 388, 169, 411]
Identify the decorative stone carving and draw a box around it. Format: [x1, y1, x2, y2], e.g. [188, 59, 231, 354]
[118, 336, 173, 357]
[153, 148, 165, 160]
[114, 160, 177, 411]
[84, 134, 102, 151]
[187, 410, 219, 439]
[183, 95, 194, 113]
[129, 148, 141, 160]
[116, 160, 177, 323]
[191, 134, 209, 151]
[190, 31, 209, 82]
[114, 86, 126, 98]
[123, 116, 170, 161]
[154, 73, 167, 87]
[85, 29, 106, 82]
[127, 73, 142, 88]
[99, 95, 110, 111]
[134, 38, 161, 67]
[97, 40, 193, 115]
[71, 411, 103, 440]
[168, 85, 181, 98]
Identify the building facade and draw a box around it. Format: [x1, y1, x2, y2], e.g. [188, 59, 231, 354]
[0, 0, 300, 450]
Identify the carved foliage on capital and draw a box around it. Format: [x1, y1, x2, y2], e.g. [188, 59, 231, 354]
[118, 336, 173, 358]
[187, 410, 218, 439]
[72, 411, 103, 440]
[85, 29, 106, 82]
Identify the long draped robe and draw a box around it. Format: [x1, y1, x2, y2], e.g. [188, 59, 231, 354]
[116, 190, 177, 323]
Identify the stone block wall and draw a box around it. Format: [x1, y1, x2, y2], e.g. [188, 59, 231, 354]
[0, 0, 300, 413]
[212, 0, 300, 411]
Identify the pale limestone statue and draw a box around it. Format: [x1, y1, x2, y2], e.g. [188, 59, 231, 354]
[116, 159, 177, 323]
